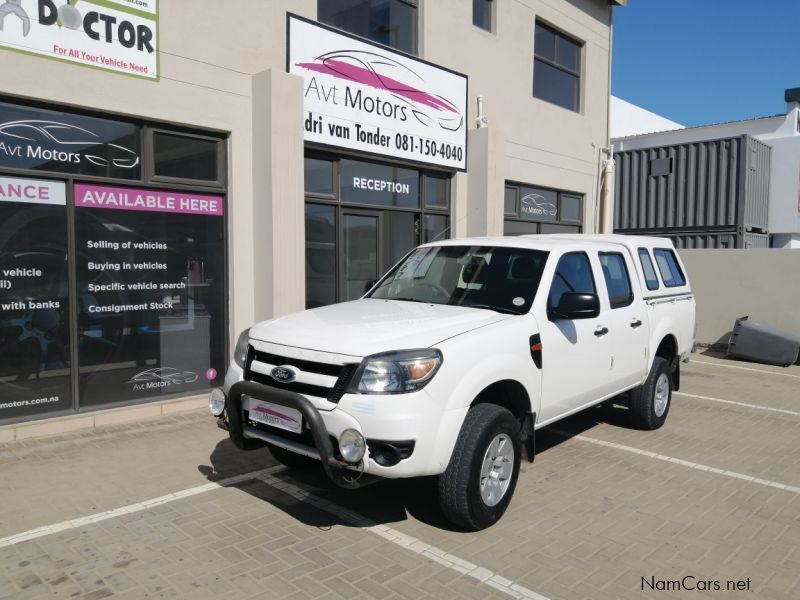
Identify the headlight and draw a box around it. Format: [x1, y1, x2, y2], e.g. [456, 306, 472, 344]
[208, 388, 226, 416]
[233, 328, 250, 368]
[349, 349, 442, 394]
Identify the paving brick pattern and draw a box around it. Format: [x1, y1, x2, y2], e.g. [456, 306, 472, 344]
[1, 353, 798, 599]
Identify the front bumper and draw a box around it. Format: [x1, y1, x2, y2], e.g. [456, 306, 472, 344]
[227, 380, 362, 488]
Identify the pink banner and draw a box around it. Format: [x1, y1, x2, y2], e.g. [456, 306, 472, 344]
[74, 184, 223, 216]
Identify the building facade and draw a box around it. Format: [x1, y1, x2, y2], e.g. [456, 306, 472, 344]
[0, 0, 621, 427]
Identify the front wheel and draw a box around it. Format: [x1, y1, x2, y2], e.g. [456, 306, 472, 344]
[438, 404, 521, 530]
[629, 356, 672, 430]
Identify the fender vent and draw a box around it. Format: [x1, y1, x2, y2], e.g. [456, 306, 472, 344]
[529, 334, 542, 369]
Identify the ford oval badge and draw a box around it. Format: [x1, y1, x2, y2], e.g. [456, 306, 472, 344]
[270, 365, 296, 383]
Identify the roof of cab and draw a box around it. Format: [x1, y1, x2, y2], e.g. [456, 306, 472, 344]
[424, 234, 676, 253]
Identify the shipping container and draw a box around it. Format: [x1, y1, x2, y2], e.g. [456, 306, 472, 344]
[613, 135, 771, 248]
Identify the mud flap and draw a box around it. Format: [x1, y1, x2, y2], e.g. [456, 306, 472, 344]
[521, 411, 535, 463]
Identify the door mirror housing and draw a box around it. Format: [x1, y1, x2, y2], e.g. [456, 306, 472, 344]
[548, 292, 600, 320]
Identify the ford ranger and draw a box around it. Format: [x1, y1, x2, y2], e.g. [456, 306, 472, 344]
[209, 234, 695, 529]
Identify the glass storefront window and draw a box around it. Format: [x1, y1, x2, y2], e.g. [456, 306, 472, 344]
[505, 182, 583, 236]
[0, 176, 72, 419]
[423, 214, 448, 243]
[305, 203, 336, 309]
[153, 132, 220, 182]
[73, 184, 225, 407]
[0, 101, 141, 180]
[340, 159, 419, 207]
[424, 172, 449, 208]
[504, 186, 517, 214]
[305, 157, 335, 196]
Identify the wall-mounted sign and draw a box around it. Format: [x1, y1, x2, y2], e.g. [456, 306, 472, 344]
[0, 0, 159, 80]
[0, 101, 141, 179]
[288, 14, 467, 171]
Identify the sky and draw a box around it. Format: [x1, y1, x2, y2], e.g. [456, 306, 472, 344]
[611, 0, 800, 127]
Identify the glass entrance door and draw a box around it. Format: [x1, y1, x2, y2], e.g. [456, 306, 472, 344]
[342, 211, 380, 301]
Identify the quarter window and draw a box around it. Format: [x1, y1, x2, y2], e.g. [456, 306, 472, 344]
[599, 252, 634, 308]
[533, 22, 582, 112]
[653, 249, 686, 287]
[548, 252, 595, 309]
[318, 0, 417, 54]
[638, 248, 660, 290]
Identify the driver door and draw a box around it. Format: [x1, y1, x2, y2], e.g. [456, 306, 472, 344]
[537, 251, 611, 422]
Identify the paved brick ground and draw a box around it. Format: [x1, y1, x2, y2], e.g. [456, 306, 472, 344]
[1, 352, 798, 599]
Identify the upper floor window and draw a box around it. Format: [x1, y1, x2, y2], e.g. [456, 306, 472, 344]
[318, 0, 417, 54]
[473, 0, 493, 32]
[533, 21, 582, 112]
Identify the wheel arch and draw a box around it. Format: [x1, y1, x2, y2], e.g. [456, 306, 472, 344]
[469, 379, 532, 424]
[654, 333, 680, 390]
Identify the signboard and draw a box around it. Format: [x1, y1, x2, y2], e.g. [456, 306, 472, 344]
[0, 176, 72, 419]
[288, 14, 467, 171]
[0, 0, 159, 80]
[73, 183, 225, 406]
[0, 101, 141, 179]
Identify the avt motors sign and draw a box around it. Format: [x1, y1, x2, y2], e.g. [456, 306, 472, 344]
[288, 14, 467, 171]
[0, 0, 158, 79]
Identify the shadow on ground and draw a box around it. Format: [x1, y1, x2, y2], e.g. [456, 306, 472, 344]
[198, 401, 637, 532]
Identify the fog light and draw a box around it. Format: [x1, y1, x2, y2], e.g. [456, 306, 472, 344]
[338, 429, 366, 463]
[208, 388, 226, 416]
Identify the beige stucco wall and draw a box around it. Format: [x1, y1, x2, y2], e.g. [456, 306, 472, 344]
[679, 249, 800, 347]
[1, 0, 613, 349]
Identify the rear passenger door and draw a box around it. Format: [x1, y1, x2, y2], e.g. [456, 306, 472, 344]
[596, 249, 649, 393]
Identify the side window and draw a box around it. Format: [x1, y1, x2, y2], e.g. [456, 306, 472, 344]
[637, 248, 660, 290]
[548, 252, 596, 309]
[653, 248, 686, 287]
[599, 252, 634, 308]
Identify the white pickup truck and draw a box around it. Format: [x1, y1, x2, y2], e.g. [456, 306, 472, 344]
[210, 234, 695, 529]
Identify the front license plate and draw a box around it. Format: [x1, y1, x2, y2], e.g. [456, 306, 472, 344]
[248, 401, 303, 434]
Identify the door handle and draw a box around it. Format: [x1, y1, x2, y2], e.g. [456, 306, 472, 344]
[594, 326, 609, 337]
[630, 319, 643, 329]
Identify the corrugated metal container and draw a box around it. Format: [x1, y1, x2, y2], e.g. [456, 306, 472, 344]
[615, 229, 771, 249]
[613, 134, 771, 248]
[743, 232, 770, 248]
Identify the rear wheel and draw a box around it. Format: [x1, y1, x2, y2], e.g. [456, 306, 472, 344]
[629, 356, 672, 430]
[438, 404, 521, 530]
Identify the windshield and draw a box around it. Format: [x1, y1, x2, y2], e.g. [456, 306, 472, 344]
[367, 245, 549, 314]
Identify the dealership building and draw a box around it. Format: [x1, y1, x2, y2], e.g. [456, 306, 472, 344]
[0, 0, 622, 433]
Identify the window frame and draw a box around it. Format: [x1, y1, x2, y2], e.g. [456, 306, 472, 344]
[637, 247, 660, 291]
[599, 251, 634, 309]
[533, 20, 583, 112]
[316, 0, 419, 55]
[146, 126, 227, 187]
[547, 250, 597, 312]
[472, 0, 494, 33]
[653, 248, 687, 288]
[503, 181, 583, 235]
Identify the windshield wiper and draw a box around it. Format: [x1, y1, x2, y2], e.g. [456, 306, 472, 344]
[460, 303, 520, 315]
[390, 297, 431, 303]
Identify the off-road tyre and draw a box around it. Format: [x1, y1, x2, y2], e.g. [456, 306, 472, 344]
[438, 404, 521, 530]
[629, 356, 672, 430]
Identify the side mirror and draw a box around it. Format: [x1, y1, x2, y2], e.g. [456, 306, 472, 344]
[548, 292, 600, 320]
[363, 279, 378, 294]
